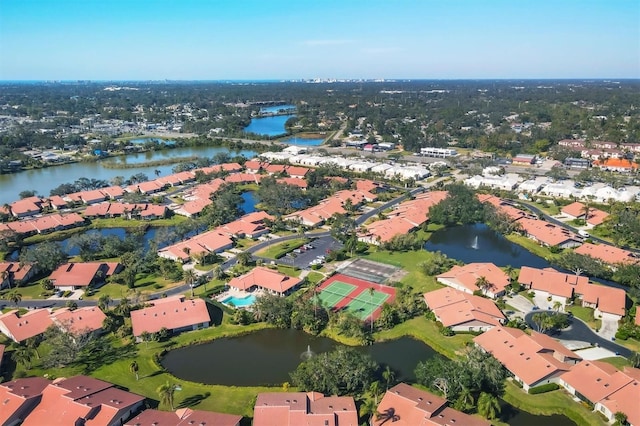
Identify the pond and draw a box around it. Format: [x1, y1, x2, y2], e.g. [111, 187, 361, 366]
[161, 328, 576, 426]
[424, 223, 550, 269]
[259, 104, 296, 114]
[161, 328, 436, 386]
[280, 137, 325, 146]
[243, 114, 295, 137]
[240, 191, 258, 214]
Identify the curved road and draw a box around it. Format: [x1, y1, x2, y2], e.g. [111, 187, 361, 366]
[524, 311, 631, 358]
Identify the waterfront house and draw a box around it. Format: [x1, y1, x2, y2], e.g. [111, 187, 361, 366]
[228, 267, 302, 296]
[516, 217, 582, 249]
[474, 326, 581, 391]
[374, 383, 490, 426]
[10, 197, 42, 218]
[253, 391, 357, 426]
[219, 211, 274, 239]
[157, 230, 233, 262]
[277, 176, 308, 189]
[575, 243, 639, 268]
[559, 361, 640, 425]
[436, 262, 510, 298]
[49, 262, 122, 291]
[423, 287, 505, 332]
[130, 296, 211, 340]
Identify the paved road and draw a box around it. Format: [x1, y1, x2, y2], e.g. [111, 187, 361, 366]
[524, 311, 632, 358]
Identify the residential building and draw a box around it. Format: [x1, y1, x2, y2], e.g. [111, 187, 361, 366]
[474, 326, 581, 391]
[560, 202, 609, 226]
[436, 263, 510, 298]
[559, 361, 640, 425]
[0, 377, 51, 426]
[575, 243, 639, 267]
[516, 218, 582, 248]
[593, 158, 639, 173]
[50, 306, 107, 337]
[564, 157, 590, 169]
[21, 375, 145, 426]
[424, 287, 505, 332]
[219, 211, 274, 239]
[253, 391, 357, 426]
[158, 230, 234, 262]
[228, 267, 302, 296]
[125, 408, 241, 426]
[374, 383, 490, 426]
[419, 147, 458, 158]
[517, 266, 588, 308]
[49, 262, 122, 291]
[0, 309, 53, 343]
[130, 296, 211, 340]
[512, 154, 536, 165]
[580, 284, 627, 322]
[0, 262, 36, 289]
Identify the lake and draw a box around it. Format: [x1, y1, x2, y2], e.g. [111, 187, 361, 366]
[244, 114, 295, 137]
[161, 328, 576, 425]
[259, 104, 296, 114]
[425, 223, 550, 269]
[0, 146, 257, 205]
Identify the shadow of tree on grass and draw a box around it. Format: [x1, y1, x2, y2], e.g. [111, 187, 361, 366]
[177, 392, 211, 409]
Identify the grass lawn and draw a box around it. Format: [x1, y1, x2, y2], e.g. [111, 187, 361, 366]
[86, 275, 177, 300]
[504, 234, 560, 261]
[375, 316, 473, 359]
[617, 337, 640, 353]
[502, 381, 607, 426]
[1, 280, 52, 300]
[276, 265, 301, 277]
[255, 238, 308, 259]
[360, 249, 444, 293]
[566, 305, 601, 330]
[598, 356, 630, 369]
[234, 238, 261, 250]
[89, 216, 187, 228]
[520, 200, 561, 216]
[305, 271, 325, 285]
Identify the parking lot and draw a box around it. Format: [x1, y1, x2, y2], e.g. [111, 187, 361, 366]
[277, 236, 343, 268]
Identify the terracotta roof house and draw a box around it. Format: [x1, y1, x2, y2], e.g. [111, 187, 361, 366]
[127, 180, 167, 195]
[49, 262, 122, 291]
[580, 284, 627, 321]
[224, 172, 263, 184]
[99, 185, 125, 200]
[176, 198, 212, 218]
[277, 176, 308, 189]
[436, 263, 510, 298]
[374, 383, 490, 426]
[21, 375, 145, 426]
[253, 391, 357, 426]
[477, 194, 531, 221]
[0, 377, 50, 426]
[593, 158, 639, 172]
[286, 165, 310, 178]
[575, 243, 639, 267]
[125, 408, 241, 426]
[228, 267, 302, 296]
[474, 326, 581, 391]
[0, 309, 53, 343]
[10, 198, 42, 218]
[561, 202, 609, 226]
[517, 266, 588, 308]
[0, 262, 36, 289]
[219, 211, 274, 239]
[50, 306, 107, 336]
[244, 160, 264, 173]
[157, 231, 233, 262]
[285, 198, 346, 227]
[130, 296, 211, 340]
[47, 195, 69, 210]
[263, 163, 288, 175]
[516, 217, 583, 249]
[79, 189, 108, 205]
[424, 287, 505, 332]
[560, 362, 640, 425]
[360, 217, 417, 245]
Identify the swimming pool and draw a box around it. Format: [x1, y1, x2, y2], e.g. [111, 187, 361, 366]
[221, 294, 257, 307]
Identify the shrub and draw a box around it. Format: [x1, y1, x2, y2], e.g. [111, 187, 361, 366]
[528, 383, 560, 394]
[615, 329, 629, 340]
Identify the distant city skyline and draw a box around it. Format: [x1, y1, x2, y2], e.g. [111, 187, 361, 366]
[1, 0, 639, 80]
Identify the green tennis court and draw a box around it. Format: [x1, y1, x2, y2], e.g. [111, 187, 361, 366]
[317, 281, 357, 308]
[345, 290, 390, 320]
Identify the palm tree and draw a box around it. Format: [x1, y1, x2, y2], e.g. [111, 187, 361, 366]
[98, 294, 112, 311]
[457, 386, 474, 411]
[212, 265, 225, 281]
[7, 289, 22, 307]
[130, 360, 139, 381]
[157, 381, 178, 410]
[25, 337, 40, 359]
[12, 346, 34, 370]
[475, 276, 493, 296]
[581, 202, 591, 223]
[236, 251, 252, 267]
[504, 264, 515, 283]
[360, 398, 378, 426]
[477, 392, 501, 420]
[614, 411, 628, 426]
[382, 365, 395, 390]
[183, 269, 198, 297]
[369, 380, 382, 405]
[553, 301, 563, 313]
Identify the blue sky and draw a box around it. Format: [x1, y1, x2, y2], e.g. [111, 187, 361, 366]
[1, 0, 638, 80]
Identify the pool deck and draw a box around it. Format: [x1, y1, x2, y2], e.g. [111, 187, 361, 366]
[215, 288, 263, 308]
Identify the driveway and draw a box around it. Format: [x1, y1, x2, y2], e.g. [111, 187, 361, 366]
[598, 318, 619, 340]
[504, 294, 534, 313]
[524, 312, 631, 358]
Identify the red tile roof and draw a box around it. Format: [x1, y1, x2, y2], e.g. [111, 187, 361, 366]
[518, 266, 587, 298]
[158, 230, 233, 261]
[50, 306, 107, 336]
[474, 326, 581, 387]
[580, 284, 626, 317]
[593, 158, 639, 170]
[561, 202, 609, 226]
[125, 408, 242, 426]
[575, 243, 639, 266]
[277, 177, 308, 188]
[0, 377, 50, 426]
[49, 262, 121, 288]
[0, 261, 34, 284]
[436, 263, 510, 297]
[517, 218, 582, 247]
[0, 309, 53, 343]
[228, 267, 302, 294]
[424, 287, 505, 328]
[374, 383, 490, 426]
[253, 392, 357, 426]
[131, 296, 211, 337]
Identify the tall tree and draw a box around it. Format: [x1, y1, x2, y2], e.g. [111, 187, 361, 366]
[183, 269, 198, 297]
[130, 360, 140, 381]
[157, 382, 178, 410]
[477, 392, 501, 420]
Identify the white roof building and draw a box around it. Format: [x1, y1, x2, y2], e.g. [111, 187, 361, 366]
[540, 181, 578, 198]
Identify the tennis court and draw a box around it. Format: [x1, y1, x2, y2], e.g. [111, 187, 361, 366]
[338, 258, 399, 284]
[317, 273, 396, 321]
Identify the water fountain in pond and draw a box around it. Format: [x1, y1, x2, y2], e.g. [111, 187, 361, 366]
[471, 235, 479, 250]
[300, 345, 315, 360]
